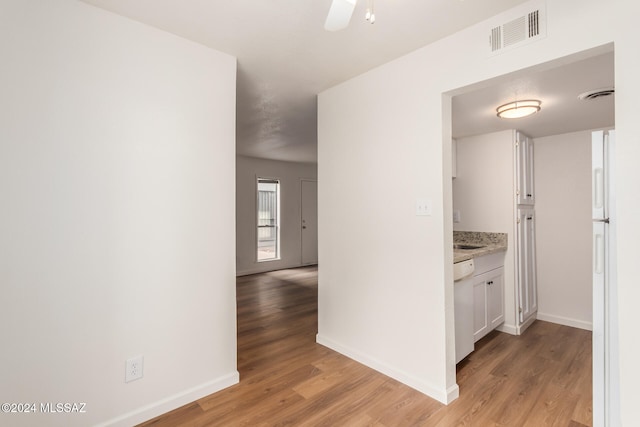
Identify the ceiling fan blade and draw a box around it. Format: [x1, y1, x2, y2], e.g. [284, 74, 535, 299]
[324, 0, 357, 31]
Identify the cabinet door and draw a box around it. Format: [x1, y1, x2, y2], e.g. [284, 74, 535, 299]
[473, 267, 505, 342]
[516, 132, 535, 205]
[487, 267, 505, 329]
[517, 208, 538, 323]
[526, 137, 535, 204]
[473, 275, 488, 342]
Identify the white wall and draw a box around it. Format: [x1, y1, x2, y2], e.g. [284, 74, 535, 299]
[236, 156, 317, 276]
[318, 0, 636, 411]
[612, 0, 640, 421]
[534, 130, 594, 330]
[0, 1, 237, 426]
[452, 130, 518, 333]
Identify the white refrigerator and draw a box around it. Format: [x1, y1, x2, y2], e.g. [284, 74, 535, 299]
[592, 130, 619, 427]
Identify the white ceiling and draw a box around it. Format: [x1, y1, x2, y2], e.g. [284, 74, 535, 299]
[81, 1, 613, 162]
[81, 0, 532, 162]
[452, 50, 614, 139]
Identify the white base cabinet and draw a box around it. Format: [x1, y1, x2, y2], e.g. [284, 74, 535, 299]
[455, 252, 506, 363]
[472, 253, 505, 343]
[473, 267, 505, 342]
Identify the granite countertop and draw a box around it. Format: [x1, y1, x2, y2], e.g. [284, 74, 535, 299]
[453, 231, 508, 263]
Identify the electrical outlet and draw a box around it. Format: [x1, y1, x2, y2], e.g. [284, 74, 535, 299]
[453, 210, 461, 223]
[125, 355, 144, 383]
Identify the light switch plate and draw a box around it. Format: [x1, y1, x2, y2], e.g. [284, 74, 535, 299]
[453, 210, 461, 223]
[416, 198, 432, 216]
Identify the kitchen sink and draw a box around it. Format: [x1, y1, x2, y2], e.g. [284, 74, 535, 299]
[453, 243, 485, 250]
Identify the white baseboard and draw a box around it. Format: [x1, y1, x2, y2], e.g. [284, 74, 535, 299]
[496, 322, 518, 335]
[446, 383, 460, 403]
[537, 312, 593, 331]
[316, 334, 455, 404]
[236, 262, 316, 277]
[517, 313, 537, 335]
[95, 371, 239, 427]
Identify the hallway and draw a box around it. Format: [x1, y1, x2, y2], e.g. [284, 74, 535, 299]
[140, 267, 592, 426]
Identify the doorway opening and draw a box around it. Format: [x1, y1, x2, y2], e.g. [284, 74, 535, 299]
[257, 177, 281, 262]
[447, 45, 615, 425]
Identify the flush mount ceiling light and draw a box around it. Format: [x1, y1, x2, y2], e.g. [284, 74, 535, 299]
[496, 100, 541, 119]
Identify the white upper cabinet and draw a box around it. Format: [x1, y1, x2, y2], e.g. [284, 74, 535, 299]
[516, 132, 535, 205]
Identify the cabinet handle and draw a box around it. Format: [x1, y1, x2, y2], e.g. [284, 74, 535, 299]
[527, 193, 532, 198]
[487, 281, 493, 285]
[527, 216, 533, 220]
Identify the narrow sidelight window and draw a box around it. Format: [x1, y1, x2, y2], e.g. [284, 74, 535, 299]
[257, 178, 280, 261]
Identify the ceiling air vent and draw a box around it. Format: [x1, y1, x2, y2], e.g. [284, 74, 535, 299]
[489, 6, 546, 54]
[578, 88, 615, 100]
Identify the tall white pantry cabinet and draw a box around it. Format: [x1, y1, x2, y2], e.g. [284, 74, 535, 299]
[452, 129, 538, 334]
[515, 132, 538, 328]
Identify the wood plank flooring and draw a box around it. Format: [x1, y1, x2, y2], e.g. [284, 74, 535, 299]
[139, 266, 592, 426]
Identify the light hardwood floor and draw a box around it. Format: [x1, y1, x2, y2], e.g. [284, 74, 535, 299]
[139, 266, 592, 426]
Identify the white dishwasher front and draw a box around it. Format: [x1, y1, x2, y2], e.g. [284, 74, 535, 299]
[454, 274, 474, 364]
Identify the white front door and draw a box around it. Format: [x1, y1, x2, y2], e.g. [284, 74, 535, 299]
[301, 180, 318, 265]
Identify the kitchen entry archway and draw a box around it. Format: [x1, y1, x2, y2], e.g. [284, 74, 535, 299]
[446, 45, 617, 426]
